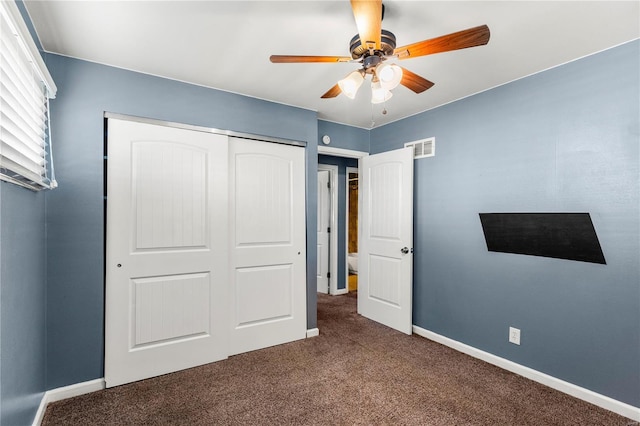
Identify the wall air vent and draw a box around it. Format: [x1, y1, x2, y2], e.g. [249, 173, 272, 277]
[405, 137, 435, 159]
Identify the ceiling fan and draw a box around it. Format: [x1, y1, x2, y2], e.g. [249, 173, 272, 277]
[270, 0, 490, 104]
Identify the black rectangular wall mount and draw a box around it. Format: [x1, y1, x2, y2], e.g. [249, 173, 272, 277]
[479, 213, 606, 264]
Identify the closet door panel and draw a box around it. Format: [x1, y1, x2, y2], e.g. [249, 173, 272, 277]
[229, 137, 307, 355]
[105, 119, 229, 387]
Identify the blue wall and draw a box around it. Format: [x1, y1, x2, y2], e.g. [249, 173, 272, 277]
[43, 54, 319, 389]
[0, 184, 47, 425]
[0, 2, 49, 424]
[371, 40, 640, 406]
[318, 120, 369, 152]
[318, 155, 358, 291]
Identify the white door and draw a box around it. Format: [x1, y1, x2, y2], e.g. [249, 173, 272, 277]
[317, 170, 330, 293]
[228, 137, 307, 355]
[105, 119, 229, 387]
[358, 147, 414, 334]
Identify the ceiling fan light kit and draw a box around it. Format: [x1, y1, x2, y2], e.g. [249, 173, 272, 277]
[371, 81, 392, 104]
[338, 70, 365, 99]
[270, 0, 490, 112]
[376, 62, 403, 91]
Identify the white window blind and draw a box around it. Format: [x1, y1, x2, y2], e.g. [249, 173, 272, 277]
[0, 0, 57, 190]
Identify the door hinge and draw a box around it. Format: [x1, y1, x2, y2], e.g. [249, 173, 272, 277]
[327, 272, 331, 278]
[327, 181, 330, 189]
[327, 227, 331, 233]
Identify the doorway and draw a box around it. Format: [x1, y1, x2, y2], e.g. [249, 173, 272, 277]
[317, 146, 367, 297]
[346, 167, 358, 293]
[317, 145, 415, 336]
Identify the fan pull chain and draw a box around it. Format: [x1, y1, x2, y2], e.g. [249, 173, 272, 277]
[370, 102, 375, 127]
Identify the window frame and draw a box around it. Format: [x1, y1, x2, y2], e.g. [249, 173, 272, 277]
[0, 0, 57, 191]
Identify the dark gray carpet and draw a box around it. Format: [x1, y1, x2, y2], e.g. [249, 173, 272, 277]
[43, 292, 634, 425]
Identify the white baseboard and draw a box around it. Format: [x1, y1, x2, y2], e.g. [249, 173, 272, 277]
[33, 378, 106, 426]
[412, 325, 640, 422]
[306, 328, 320, 338]
[332, 288, 348, 295]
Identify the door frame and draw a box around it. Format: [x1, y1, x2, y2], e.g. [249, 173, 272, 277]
[345, 166, 358, 295]
[317, 164, 339, 295]
[317, 146, 368, 297]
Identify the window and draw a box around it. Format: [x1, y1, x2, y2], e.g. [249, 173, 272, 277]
[0, 0, 57, 190]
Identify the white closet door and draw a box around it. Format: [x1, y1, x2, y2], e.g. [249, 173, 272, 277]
[228, 137, 307, 355]
[105, 119, 229, 387]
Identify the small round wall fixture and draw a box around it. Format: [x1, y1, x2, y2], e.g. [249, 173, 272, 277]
[322, 135, 331, 145]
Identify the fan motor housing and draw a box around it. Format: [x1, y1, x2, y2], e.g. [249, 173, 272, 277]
[349, 29, 396, 59]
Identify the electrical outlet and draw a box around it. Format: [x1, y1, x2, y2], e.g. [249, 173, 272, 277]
[509, 327, 521, 345]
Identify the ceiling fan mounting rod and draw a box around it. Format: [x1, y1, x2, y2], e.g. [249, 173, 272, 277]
[362, 54, 382, 72]
[350, 29, 397, 60]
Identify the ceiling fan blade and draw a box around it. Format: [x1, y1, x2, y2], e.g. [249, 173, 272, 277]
[399, 67, 434, 94]
[394, 24, 490, 59]
[321, 83, 342, 99]
[270, 55, 352, 63]
[351, 0, 382, 51]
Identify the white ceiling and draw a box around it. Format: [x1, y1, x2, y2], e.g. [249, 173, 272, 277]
[24, 1, 640, 129]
